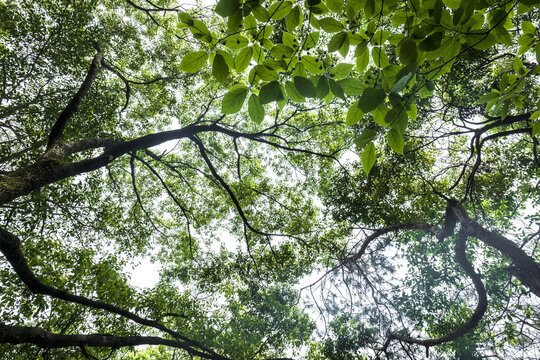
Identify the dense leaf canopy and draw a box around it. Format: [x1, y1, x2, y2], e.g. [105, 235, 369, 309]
[0, 0, 539, 359]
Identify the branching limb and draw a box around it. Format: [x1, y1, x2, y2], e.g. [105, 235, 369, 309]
[46, 47, 103, 150]
[0, 323, 228, 360]
[0, 227, 226, 359]
[379, 227, 487, 353]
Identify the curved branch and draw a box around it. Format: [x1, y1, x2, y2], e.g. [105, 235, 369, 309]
[380, 227, 488, 351]
[0, 323, 226, 360]
[0, 227, 228, 360]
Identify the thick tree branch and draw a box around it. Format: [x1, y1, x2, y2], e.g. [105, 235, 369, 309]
[0, 227, 228, 360]
[0, 323, 226, 360]
[46, 49, 103, 150]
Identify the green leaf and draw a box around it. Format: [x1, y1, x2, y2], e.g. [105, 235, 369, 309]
[346, 101, 364, 126]
[513, 56, 526, 75]
[301, 55, 324, 74]
[259, 81, 283, 104]
[212, 53, 230, 83]
[294, 76, 317, 98]
[285, 81, 306, 102]
[476, 91, 499, 104]
[338, 78, 364, 95]
[387, 128, 404, 154]
[270, 44, 294, 59]
[329, 79, 346, 100]
[252, 5, 270, 21]
[398, 38, 418, 67]
[268, 1, 293, 20]
[327, 0, 344, 13]
[178, 12, 194, 25]
[316, 76, 330, 99]
[361, 142, 376, 175]
[355, 42, 370, 73]
[533, 121, 540, 137]
[358, 87, 386, 113]
[328, 32, 347, 53]
[319, 17, 344, 33]
[215, 0, 240, 17]
[531, 110, 540, 120]
[180, 51, 208, 73]
[248, 94, 265, 124]
[254, 65, 279, 81]
[285, 6, 302, 32]
[372, 47, 389, 68]
[329, 63, 354, 80]
[391, 72, 412, 93]
[536, 44, 540, 64]
[235, 47, 253, 72]
[354, 129, 377, 148]
[303, 32, 320, 49]
[222, 85, 248, 114]
[419, 32, 443, 52]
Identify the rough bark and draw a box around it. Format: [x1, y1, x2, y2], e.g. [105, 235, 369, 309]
[0, 323, 228, 360]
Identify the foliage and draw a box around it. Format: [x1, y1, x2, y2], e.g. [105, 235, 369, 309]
[0, 0, 539, 359]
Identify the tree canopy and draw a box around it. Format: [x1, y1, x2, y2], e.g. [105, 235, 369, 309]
[0, 0, 539, 359]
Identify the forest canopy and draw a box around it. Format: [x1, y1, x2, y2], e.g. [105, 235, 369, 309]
[0, 0, 539, 359]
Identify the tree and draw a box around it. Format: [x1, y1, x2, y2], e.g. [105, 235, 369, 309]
[0, 0, 539, 359]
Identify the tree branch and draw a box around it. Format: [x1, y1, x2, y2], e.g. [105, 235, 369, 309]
[46, 48, 103, 150]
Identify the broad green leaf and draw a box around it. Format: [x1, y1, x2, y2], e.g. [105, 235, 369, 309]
[358, 87, 386, 113]
[285, 81, 306, 102]
[387, 128, 404, 154]
[536, 44, 540, 63]
[533, 121, 540, 137]
[215, 0, 240, 17]
[178, 12, 194, 25]
[225, 35, 249, 50]
[328, 32, 348, 53]
[355, 42, 370, 73]
[319, 17, 344, 33]
[248, 94, 265, 124]
[386, 108, 408, 134]
[329, 63, 354, 80]
[294, 76, 317, 98]
[361, 142, 376, 175]
[190, 20, 212, 42]
[419, 32, 443, 52]
[398, 38, 418, 68]
[327, 0, 344, 13]
[268, 1, 293, 20]
[302, 55, 324, 74]
[513, 56, 526, 75]
[372, 47, 389, 68]
[271, 44, 294, 59]
[259, 81, 283, 104]
[354, 129, 377, 148]
[531, 110, 540, 120]
[254, 65, 279, 81]
[329, 79, 345, 100]
[180, 51, 208, 73]
[338, 78, 364, 95]
[303, 32, 320, 49]
[222, 85, 248, 114]
[252, 5, 270, 21]
[316, 76, 330, 99]
[346, 101, 364, 126]
[476, 91, 499, 104]
[391, 72, 413, 93]
[212, 53, 229, 83]
[286, 6, 302, 32]
[235, 47, 253, 72]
